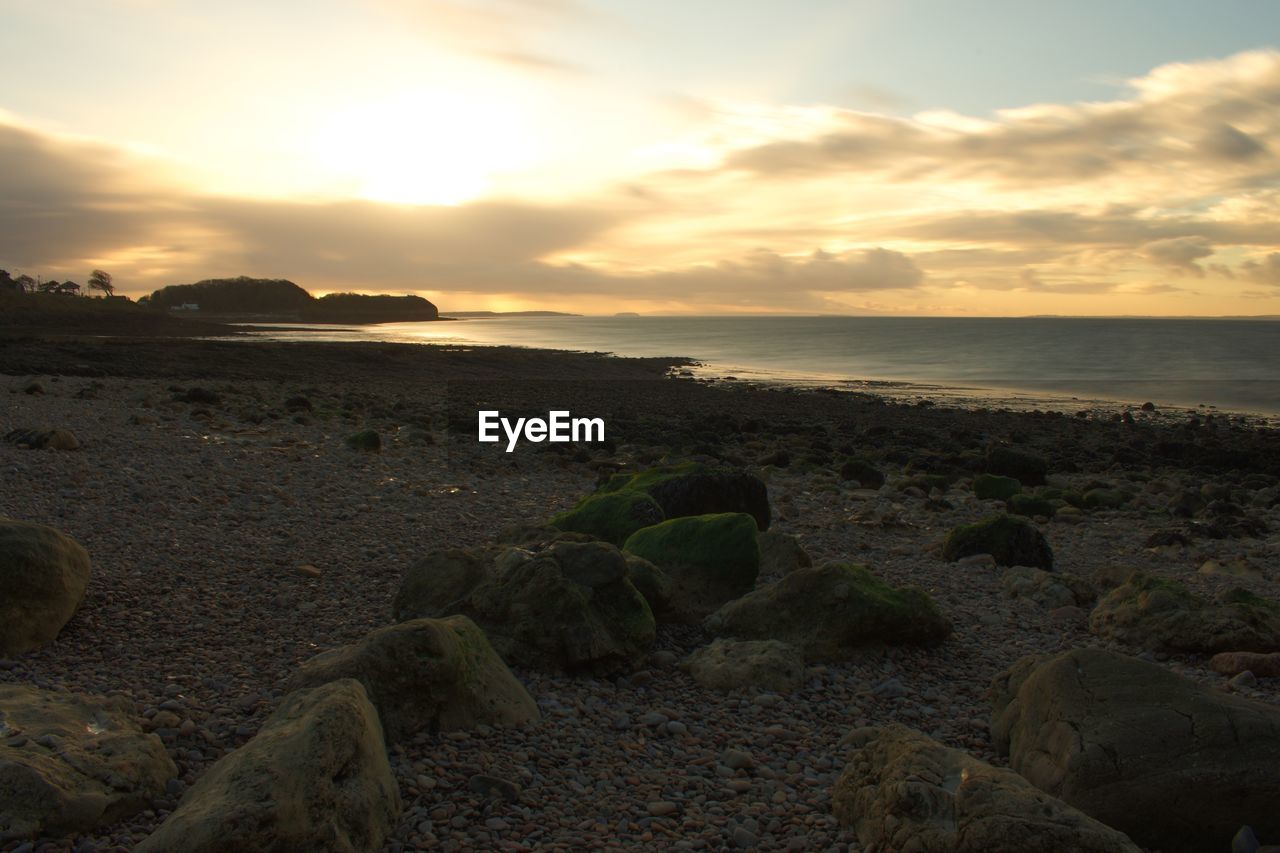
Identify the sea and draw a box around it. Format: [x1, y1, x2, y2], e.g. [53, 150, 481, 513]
[241, 315, 1280, 420]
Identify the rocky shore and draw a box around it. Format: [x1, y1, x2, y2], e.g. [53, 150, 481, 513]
[2, 336, 1279, 851]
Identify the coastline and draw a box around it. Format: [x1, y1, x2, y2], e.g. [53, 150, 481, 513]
[3, 332, 1279, 850]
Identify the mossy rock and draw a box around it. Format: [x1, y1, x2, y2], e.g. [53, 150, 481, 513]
[704, 563, 951, 661]
[985, 447, 1047, 486]
[974, 474, 1022, 501]
[550, 490, 664, 546]
[1089, 573, 1280, 653]
[838, 459, 885, 489]
[623, 512, 760, 621]
[624, 554, 673, 621]
[599, 462, 771, 530]
[393, 539, 656, 674]
[942, 515, 1053, 570]
[345, 429, 382, 452]
[1008, 493, 1056, 518]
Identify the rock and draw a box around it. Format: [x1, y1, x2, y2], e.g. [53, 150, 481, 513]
[394, 538, 655, 674]
[1199, 558, 1266, 580]
[941, 515, 1053, 570]
[756, 530, 811, 576]
[344, 428, 381, 452]
[0, 519, 92, 655]
[624, 554, 674, 621]
[838, 459, 885, 489]
[722, 748, 754, 770]
[3, 429, 80, 451]
[623, 513, 760, 621]
[834, 723, 1139, 852]
[991, 648, 1280, 853]
[550, 489, 665, 546]
[1210, 651, 1280, 677]
[974, 473, 1021, 501]
[295, 563, 321, 578]
[1001, 567, 1094, 609]
[285, 616, 539, 743]
[683, 639, 805, 693]
[597, 462, 771, 530]
[1088, 573, 1280, 653]
[136, 680, 400, 853]
[704, 563, 951, 661]
[283, 395, 312, 412]
[1007, 492, 1056, 518]
[647, 801, 679, 817]
[984, 446, 1047, 486]
[0, 685, 177, 840]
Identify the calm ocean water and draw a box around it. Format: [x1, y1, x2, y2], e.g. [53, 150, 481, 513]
[245, 316, 1280, 417]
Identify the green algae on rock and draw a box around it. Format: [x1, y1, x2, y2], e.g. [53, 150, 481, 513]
[942, 514, 1054, 570]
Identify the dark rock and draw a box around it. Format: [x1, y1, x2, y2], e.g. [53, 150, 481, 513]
[0, 519, 92, 655]
[984, 446, 1047, 486]
[704, 563, 951, 661]
[991, 648, 1280, 853]
[623, 513, 760, 621]
[1089, 574, 1280, 653]
[942, 515, 1053, 570]
[838, 459, 885, 489]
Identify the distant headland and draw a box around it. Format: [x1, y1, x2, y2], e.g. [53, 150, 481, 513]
[143, 277, 440, 323]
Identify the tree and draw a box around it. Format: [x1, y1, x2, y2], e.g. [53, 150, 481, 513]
[38, 279, 61, 294]
[14, 274, 35, 293]
[88, 269, 114, 297]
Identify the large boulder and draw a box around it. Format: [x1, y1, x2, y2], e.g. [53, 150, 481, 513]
[683, 638, 805, 693]
[136, 679, 401, 853]
[597, 462, 771, 530]
[973, 473, 1021, 502]
[284, 616, 540, 743]
[1001, 567, 1095, 609]
[704, 563, 951, 661]
[942, 515, 1053, 570]
[991, 648, 1280, 853]
[0, 518, 92, 655]
[623, 513, 760, 621]
[0, 685, 176, 840]
[550, 489, 664, 546]
[834, 724, 1139, 852]
[984, 446, 1047, 486]
[394, 538, 655, 674]
[1088, 573, 1280, 653]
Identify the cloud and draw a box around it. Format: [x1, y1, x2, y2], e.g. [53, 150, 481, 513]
[1142, 236, 1214, 277]
[1240, 252, 1280, 286]
[714, 49, 1280, 196]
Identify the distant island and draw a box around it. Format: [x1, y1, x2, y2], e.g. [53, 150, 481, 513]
[614, 312, 641, 317]
[144, 277, 439, 323]
[443, 310, 581, 318]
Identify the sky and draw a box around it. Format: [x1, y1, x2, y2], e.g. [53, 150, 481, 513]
[1, 0, 1279, 315]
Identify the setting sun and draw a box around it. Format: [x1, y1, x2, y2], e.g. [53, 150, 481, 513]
[309, 90, 529, 205]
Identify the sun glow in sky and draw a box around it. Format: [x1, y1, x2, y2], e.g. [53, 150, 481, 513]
[1, 0, 1279, 315]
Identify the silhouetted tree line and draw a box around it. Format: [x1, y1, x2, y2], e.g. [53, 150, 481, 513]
[0, 268, 115, 297]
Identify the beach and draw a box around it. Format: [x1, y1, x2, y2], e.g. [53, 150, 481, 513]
[3, 335, 1280, 851]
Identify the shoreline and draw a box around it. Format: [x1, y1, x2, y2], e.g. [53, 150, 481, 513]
[3, 332, 1279, 850]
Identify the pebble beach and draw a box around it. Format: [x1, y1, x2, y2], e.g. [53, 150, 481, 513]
[3, 336, 1280, 852]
